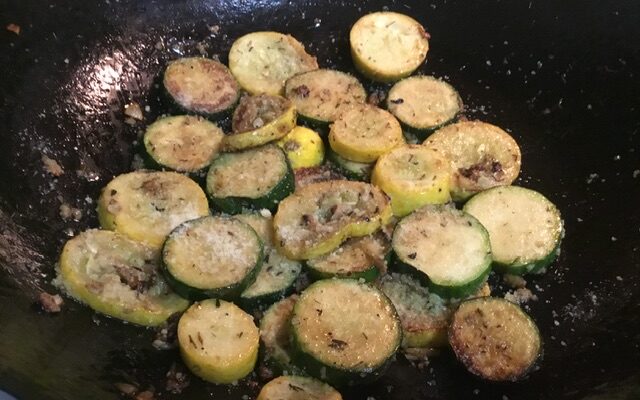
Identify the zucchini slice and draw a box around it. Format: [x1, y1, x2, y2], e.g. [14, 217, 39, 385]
[391, 205, 491, 298]
[463, 186, 563, 275]
[276, 126, 325, 169]
[225, 94, 297, 151]
[236, 213, 302, 307]
[143, 115, 224, 173]
[258, 375, 343, 400]
[228, 31, 318, 96]
[448, 297, 542, 381]
[284, 69, 366, 125]
[379, 273, 491, 349]
[423, 121, 522, 200]
[58, 229, 189, 326]
[350, 12, 429, 82]
[371, 145, 451, 217]
[206, 144, 295, 214]
[163, 57, 240, 117]
[326, 147, 373, 182]
[273, 180, 393, 260]
[178, 299, 259, 384]
[306, 232, 389, 282]
[259, 295, 300, 374]
[329, 104, 404, 163]
[97, 171, 209, 250]
[290, 279, 402, 386]
[162, 216, 263, 300]
[386, 76, 462, 138]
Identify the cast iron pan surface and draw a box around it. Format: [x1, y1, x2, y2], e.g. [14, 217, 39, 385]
[1, 0, 639, 399]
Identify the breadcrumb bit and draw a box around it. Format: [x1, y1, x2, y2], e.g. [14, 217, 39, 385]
[6, 23, 20, 35]
[38, 292, 64, 313]
[503, 274, 527, 288]
[42, 154, 64, 176]
[124, 102, 144, 120]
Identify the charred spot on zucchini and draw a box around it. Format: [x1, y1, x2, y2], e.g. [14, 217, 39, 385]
[229, 31, 318, 96]
[293, 165, 346, 190]
[326, 148, 374, 182]
[97, 171, 209, 250]
[350, 12, 429, 82]
[449, 297, 542, 381]
[162, 216, 263, 300]
[259, 295, 302, 375]
[163, 57, 240, 117]
[463, 186, 563, 275]
[329, 104, 404, 163]
[225, 94, 297, 151]
[290, 279, 401, 386]
[387, 76, 462, 138]
[273, 180, 392, 260]
[423, 121, 521, 200]
[371, 145, 451, 217]
[58, 229, 189, 326]
[178, 299, 259, 384]
[257, 375, 343, 400]
[284, 69, 366, 125]
[306, 232, 389, 282]
[143, 115, 224, 173]
[391, 205, 491, 298]
[206, 144, 294, 214]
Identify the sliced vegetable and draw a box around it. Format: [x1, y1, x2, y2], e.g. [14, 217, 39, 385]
[423, 121, 521, 200]
[258, 375, 342, 400]
[284, 69, 366, 125]
[58, 229, 189, 326]
[391, 205, 491, 298]
[206, 144, 295, 214]
[326, 148, 374, 182]
[178, 299, 259, 384]
[371, 145, 451, 217]
[276, 126, 325, 169]
[449, 297, 542, 381]
[228, 31, 318, 95]
[379, 273, 491, 349]
[329, 104, 404, 163]
[97, 171, 209, 250]
[235, 213, 302, 307]
[291, 279, 402, 386]
[259, 295, 302, 374]
[162, 216, 263, 300]
[273, 180, 392, 260]
[350, 12, 429, 82]
[386, 75, 462, 138]
[463, 185, 563, 274]
[306, 233, 389, 282]
[143, 115, 224, 172]
[224, 94, 297, 151]
[293, 165, 345, 190]
[163, 57, 240, 117]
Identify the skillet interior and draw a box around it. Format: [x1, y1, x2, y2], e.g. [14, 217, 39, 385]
[1, 0, 639, 399]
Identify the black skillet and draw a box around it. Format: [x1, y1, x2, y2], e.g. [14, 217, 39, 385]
[1, 0, 639, 399]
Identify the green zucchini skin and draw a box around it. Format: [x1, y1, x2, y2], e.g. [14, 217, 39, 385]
[206, 145, 295, 214]
[305, 263, 380, 282]
[325, 147, 373, 182]
[289, 280, 402, 387]
[239, 249, 302, 310]
[399, 115, 460, 142]
[390, 253, 490, 299]
[160, 217, 264, 301]
[493, 238, 562, 275]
